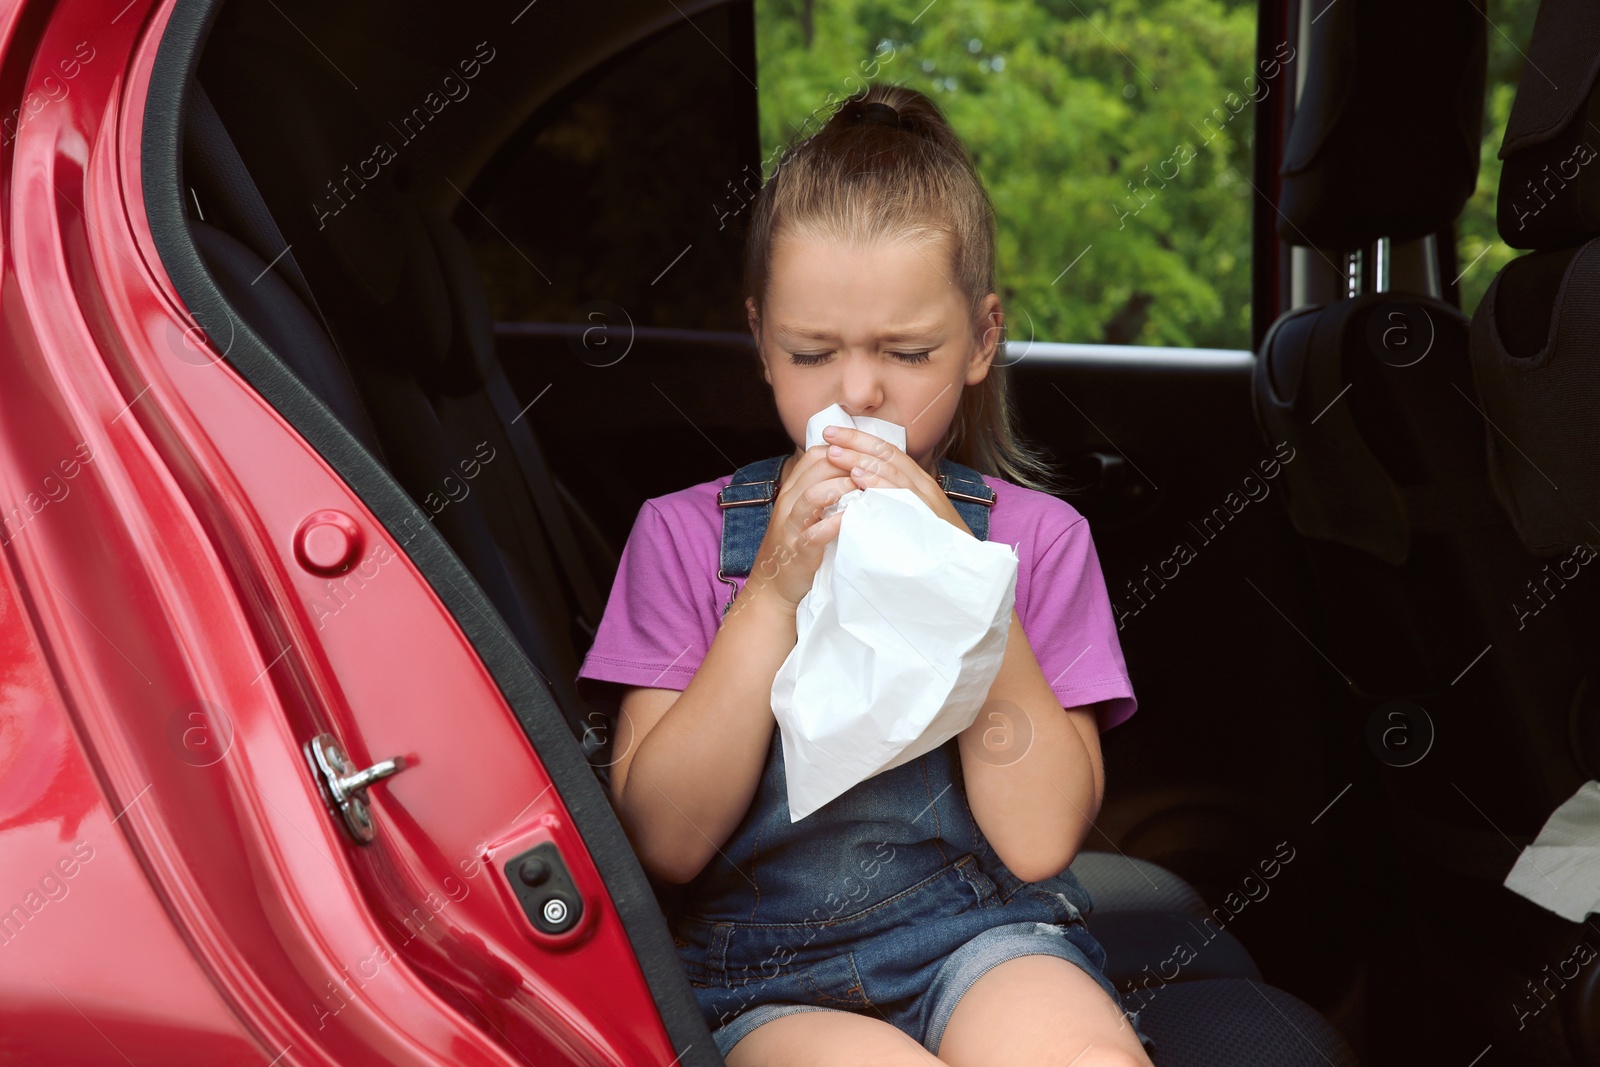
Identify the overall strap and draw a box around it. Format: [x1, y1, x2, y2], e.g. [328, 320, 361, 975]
[716, 455, 788, 613]
[937, 457, 998, 538]
[717, 454, 996, 617]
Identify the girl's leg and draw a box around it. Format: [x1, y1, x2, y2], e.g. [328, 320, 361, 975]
[725, 1009, 945, 1067]
[934, 954, 1154, 1067]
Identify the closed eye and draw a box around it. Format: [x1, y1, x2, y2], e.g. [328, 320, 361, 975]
[789, 351, 934, 366]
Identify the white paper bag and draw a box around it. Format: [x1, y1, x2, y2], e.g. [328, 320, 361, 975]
[770, 404, 1019, 821]
[1504, 779, 1600, 921]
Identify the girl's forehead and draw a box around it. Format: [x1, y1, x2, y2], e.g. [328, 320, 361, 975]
[772, 230, 951, 267]
[767, 236, 961, 313]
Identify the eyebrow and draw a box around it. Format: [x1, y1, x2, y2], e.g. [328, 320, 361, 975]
[776, 323, 945, 344]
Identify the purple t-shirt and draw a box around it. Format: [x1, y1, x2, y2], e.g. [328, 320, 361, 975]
[575, 472, 1138, 733]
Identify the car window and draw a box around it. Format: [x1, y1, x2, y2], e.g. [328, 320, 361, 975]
[754, 0, 1260, 350]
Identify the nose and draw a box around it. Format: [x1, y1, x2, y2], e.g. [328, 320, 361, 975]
[837, 353, 884, 416]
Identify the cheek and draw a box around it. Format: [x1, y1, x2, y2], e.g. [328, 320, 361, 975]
[903, 380, 963, 453]
[904, 423, 936, 459]
[770, 371, 824, 439]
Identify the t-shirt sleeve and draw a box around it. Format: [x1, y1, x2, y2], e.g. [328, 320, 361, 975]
[1022, 515, 1138, 733]
[575, 500, 710, 697]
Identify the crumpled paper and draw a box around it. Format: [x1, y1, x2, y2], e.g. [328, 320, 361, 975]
[770, 403, 1019, 821]
[1504, 779, 1600, 921]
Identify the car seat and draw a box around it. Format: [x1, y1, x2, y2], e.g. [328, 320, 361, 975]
[1467, 0, 1600, 1057]
[1254, 0, 1596, 1057]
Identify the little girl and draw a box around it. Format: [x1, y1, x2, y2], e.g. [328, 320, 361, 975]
[575, 83, 1156, 1067]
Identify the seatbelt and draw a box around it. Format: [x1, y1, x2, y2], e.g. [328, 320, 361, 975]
[183, 81, 385, 467]
[413, 209, 610, 641]
[482, 362, 607, 640]
[185, 84, 316, 307]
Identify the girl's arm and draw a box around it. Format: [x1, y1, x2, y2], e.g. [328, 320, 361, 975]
[956, 607, 1105, 883]
[608, 580, 799, 885]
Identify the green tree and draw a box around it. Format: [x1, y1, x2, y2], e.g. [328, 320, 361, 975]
[755, 0, 1260, 348]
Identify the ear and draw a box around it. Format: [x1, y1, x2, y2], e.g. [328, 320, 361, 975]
[747, 297, 771, 385]
[968, 293, 1002, 386]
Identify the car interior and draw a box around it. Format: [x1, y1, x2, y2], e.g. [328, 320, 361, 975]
[142, 0, 1600, 1062]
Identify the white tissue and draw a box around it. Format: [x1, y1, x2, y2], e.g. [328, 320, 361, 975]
[804, 403, 907, 454]
[770, 404, 1019, 822]
[1504, 779, 1600, 922]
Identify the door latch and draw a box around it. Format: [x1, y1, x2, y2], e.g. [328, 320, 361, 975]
[503, 842, 583, 936]
[303, 733, 407, 844]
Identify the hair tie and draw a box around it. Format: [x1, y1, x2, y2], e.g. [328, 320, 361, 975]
[853, 101, 904, 130]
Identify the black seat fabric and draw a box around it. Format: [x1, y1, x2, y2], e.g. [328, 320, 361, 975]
[1468, 240, 1600, 554]
[1070, 849, 1265, 988]
[1472, 0, 1600, 558]
[1254, 0, 1596, 1058]
[1468, 0, 1600, 850]
[188, 221, 385, 458]
[1095, 911, 1262, 988]
[1253, 294, 1586, 834]
[1253, 0, 1585, 843]
[1126, 979, 1359, 1066]
[1468, 0, 1600, 802]
[1070, 850, 1209, 917]
[1494, 0, 1600, 249]
[1255, 297, 1507, 570]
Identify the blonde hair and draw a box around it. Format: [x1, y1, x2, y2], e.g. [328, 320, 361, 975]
[742, 81, 1070, 496]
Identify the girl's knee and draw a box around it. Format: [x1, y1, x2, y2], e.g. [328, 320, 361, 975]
[1073, 1047, 1151, 1067]
[726, 1008, 938, 1067]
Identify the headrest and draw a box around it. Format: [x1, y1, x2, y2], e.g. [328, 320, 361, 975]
[1468, 237, 1600, 554]
[1278, 0, 1486, 248]
[1496, 0, 1600, 249]
[1255, 304, 1408, 563]
[1254, 294, 1504, 565]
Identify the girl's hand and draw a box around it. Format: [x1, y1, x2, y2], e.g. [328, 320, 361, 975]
[749, 446, 858, 612]
[821, 425, 972, 536]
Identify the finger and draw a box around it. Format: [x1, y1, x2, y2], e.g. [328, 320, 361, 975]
[824, 432, 910, 485]
[798, 477, 856, 525]
[822, 425, 899, 463]
[847, 453, 904, 489]
[801, 509, 845, 547]
[819, 424, 884, 448]
[823, 442, 879, 476]
[788, 446, 828, 483]
[778, 449, 834, 512]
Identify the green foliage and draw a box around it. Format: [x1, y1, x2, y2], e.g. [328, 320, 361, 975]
[755, 0, 1260, 348]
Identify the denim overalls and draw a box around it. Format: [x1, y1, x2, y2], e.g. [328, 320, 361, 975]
[667, 454, 1155, 1058]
